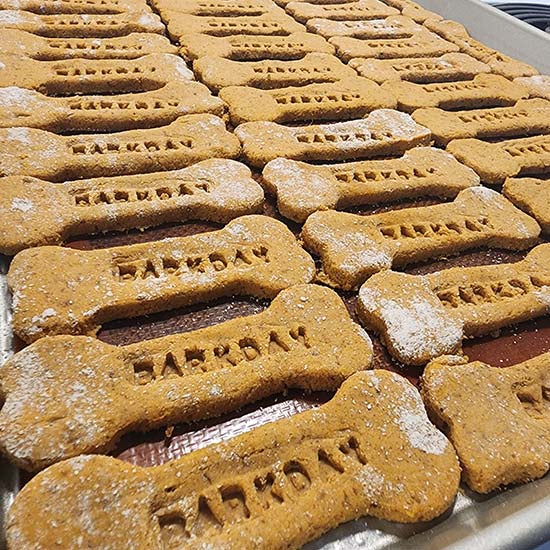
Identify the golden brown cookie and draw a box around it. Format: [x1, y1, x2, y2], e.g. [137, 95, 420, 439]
[0, 284, 373, 471]
[286, 0, 398, 23]
[0, 114, 240, 181]
[356, 243, 550, 365]
[302, 187, 540, 290]
[262, 147, 480, 222]
[383, 0, 442, 22]
[503, 177, 550, 234]
[422, 354, 550, 493]
[6, 370, 460, 549]
[0, 0, 149, 14]
[0, 159, 264, 254]
[152, 0, 274, 16]
[8, 215, 315, 342]
[515, 75, 550, 100]
[235, 109, 431, 167]
[306, 14, 422, 38]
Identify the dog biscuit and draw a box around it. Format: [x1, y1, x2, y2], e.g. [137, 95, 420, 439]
[0, 284, 372, 470]
[6, 370, 460, 549]
[0, 114, 240, 181]
[0, 29, 177, 59]
[220, 77, 395, 125]
[515, 75, 550, 100]
[0, 0, 148, 14]
[383, 0, 442, 22]
[413, 99, 550, 146]
[302, 187, 540, 290]
[152, 0, 274, 16]
[286, 0, 398, 23]
[0, 9, 164, 36]
[425, 19, 538, 79]
[306, 15, 422, 39]
[448, 135, 550, 184]
[0, 159, 264, 254]
[262, 147, 480, 222]
[356, 243, 550, 365]
[8, 215, 315, 342]
[349, 53, 490, 84]
[503, 177, 550, 234]
[422, 354, 550, 493]
[235, 109, 431, 167]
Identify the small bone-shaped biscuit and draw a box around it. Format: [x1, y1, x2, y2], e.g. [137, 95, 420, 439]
[179, 31, 333, 61]
[0, 83, 223, 132]
[384, 73, 528, 112]
[152, 0, 274, 16]
[349, 53, 490, 84]
[0, 29, 177, 59]
[413, 98, 550, 146]
[262, 147, 480, 222]
[425, 19, 538, 79]
[193, 53, 355, 92]
[0, 53, 193, 95]
[6, 370, 460, 550]
[383, 0, 442, 22]
[8, 215, 315, 342]
[0, 284, 372, 471]
[422, 354, 550, 493]
[235, 109, 431, 168]
[0, 159, 264, 254]
[302, 187, 540, 290]
[286, 0, 398, 23]
[0, 114, 240, 181]
[0, 0, 148, 14]
[503, 177, 550, 234]
[329, 28, 459, 62]
[448, 134, 550, 184]
[0, 9, 164, 37]
[515, 75, 550, 100]
[220, 77, 395, 125]
[356, 243, 550, 365]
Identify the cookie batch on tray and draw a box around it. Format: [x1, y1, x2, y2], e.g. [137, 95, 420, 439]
[0, 0, 549, 548]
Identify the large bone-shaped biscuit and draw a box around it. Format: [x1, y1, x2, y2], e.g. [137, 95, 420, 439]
[0, 53, 193, 94]
[307, 14, 423, 38]
[286, 0, 398, 23]
[235, 109, 431, 168]
[413, 99, 550, 146]
[193, 52, 355, 92]
[0, 284, 372, 471]
[503, 177, 550, 234]
[6, 370, 460, 549]
[422, 354, 550, 493]
[8, 215, 315, 342]
[262, 148, 480, 222]
[350, 53, 490, 84]
[357, 244, 550, 365]
[0, 159, 264, 254]
[0, 0, 148, 13]
[220, 77, 395, 125]
[0, 9, 164, 37]
[515, 75, 550, 100]
[0, 29, 177, 59]
[152, 0, 274, 16]
[179, 31, 333, 61]
[448, 134, 550, 184]
[302, 187, 540, 290]
[0, 114, 240, 181]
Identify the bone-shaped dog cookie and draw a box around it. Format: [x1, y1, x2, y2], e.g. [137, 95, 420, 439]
[349, 53, 490, 84]
[413, 98, 550, 146]
[179, 31, 333, 61]
[235, 109, 431, 168]
[422, 354, 550, 493]
[8, 215, 315, 342]
[515, 75, 550, 100]
[0, 284, 372, 471]
[0, 159, 264, 254]
[383, 0, 442, 22]
[0, 0, 148, 14]
[0, 29, 177, 59]
[0, 9, 164, 36]
[448, 135, 550, 184]
[329, 28, 459, 63]
[286, 0, 398, 23]
[0, 53, 193, 95]
[302, 187, 540, 290]
[152, 0, 274, 16]
[356, 243, 550, 365]
[6, 369, 460, 550]
[193, 53, 355, 92]
[503, 177, 550, 234]
[220, 77, 395, 125]
[424, 19, 538, 79]
[0, 114, 240, 181]
[262, 147, 480, 222]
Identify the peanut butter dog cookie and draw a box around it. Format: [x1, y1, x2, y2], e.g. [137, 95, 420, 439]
[152, 0, 274, 16]
[8, 215, 315, 342]
[515, 75, 550, 100]
[422, 354, 550, 493]
[302, 187, 540, 290]
[0, 284, 372, 471]
[286, 0, 398, 23]
[0, 159, 264, 254]
[357, 244, 550, 365]
[0, 0, 149, 14]
[503, 177, 550, 234]
[307, 15, 422, 39]
[383, 0, 442, 22]
[6, 370, 460, 549]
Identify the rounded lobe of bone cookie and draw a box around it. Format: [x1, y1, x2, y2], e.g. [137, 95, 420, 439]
[503, 177, 550, 234]
[515, 75, 550, 100]
[6, 370, 460, 549]
[286, 0, 399, 23]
